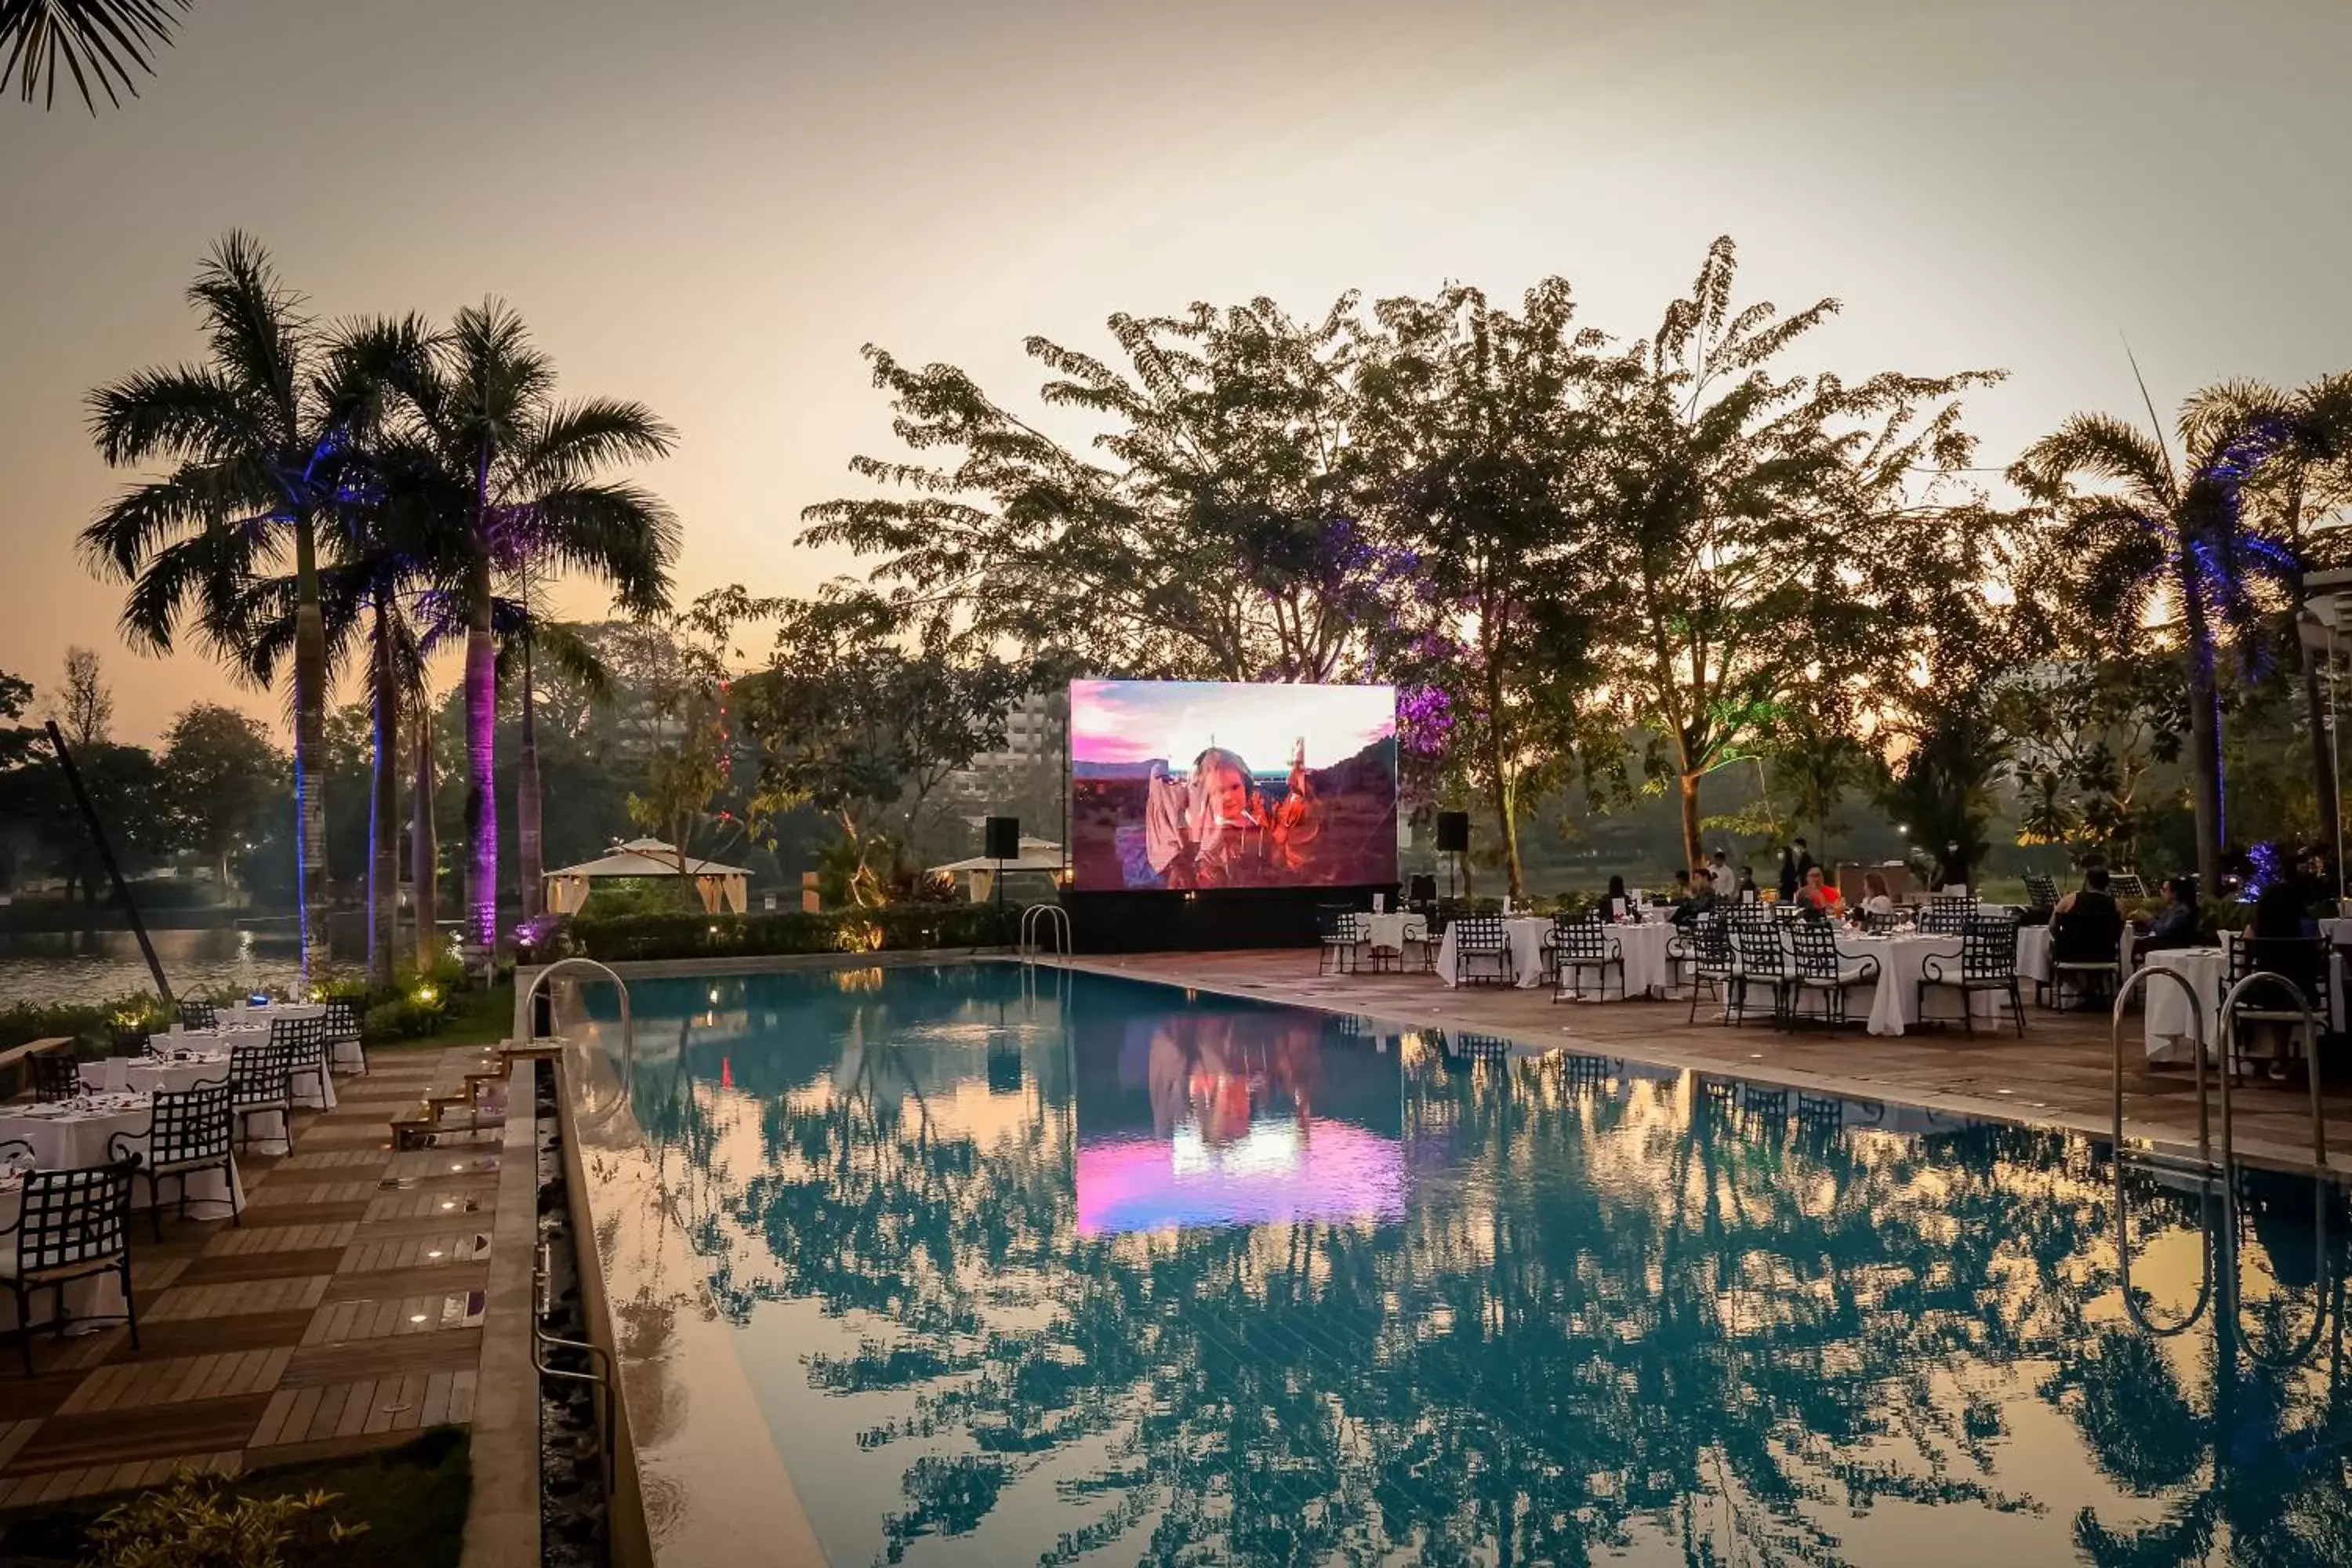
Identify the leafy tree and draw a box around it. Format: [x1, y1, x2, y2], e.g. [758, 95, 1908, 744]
[0, 0, 187, 113]
[54, 645, 113, 746]
[612, 586, 772, 884]
[369, 301, 677, 949]
[743, 591, 1033, 898]
[2000, 653, 2183, 869]
[802, 296, 1408, 682]
[0, 738, 165, 901]
[1354, 279, 1622, 897]
[157, 702, 284, 894]
[82, 232, 404, 978]
[1594, 236, 1999, 873]
[2012, 386, 2287, 893]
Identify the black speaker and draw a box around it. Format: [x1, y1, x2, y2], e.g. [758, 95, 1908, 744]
[984, 816, 1020, 860]
[1408, 874, 1437, 904]
[1436, 811, 1470, 854]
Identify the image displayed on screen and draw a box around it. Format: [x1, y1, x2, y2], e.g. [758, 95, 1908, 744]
[1069, 680, 1399, 891]
[1072, 1000, 1406, 1237]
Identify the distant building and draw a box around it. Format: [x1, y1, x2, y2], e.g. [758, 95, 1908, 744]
[944, 688, 1069, 824]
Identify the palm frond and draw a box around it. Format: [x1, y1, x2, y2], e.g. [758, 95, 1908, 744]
[188, 232, 309, 435]
[85, 365, 257, 467]
[0, 0, 187, 113]
[514, 397, 677, 490]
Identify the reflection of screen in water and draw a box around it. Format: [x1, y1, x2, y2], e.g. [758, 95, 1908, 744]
[1073, 999, 1406, 1236]
[1077, 1120, 1404, 1236]
[1069, 679, 1399, 892]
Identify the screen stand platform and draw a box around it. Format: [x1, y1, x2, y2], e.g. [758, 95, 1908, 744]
[1060, 887, 1401, 954]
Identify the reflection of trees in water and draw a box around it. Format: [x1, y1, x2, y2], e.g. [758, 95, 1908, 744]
[626, 1018, 2352, 1568]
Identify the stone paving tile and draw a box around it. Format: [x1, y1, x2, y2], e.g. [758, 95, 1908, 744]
[302, 1290, 484, 1346]
[145, 1276, 332, 1322]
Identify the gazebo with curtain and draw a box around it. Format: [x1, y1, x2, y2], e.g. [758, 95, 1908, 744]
[543, 838, 753, 916]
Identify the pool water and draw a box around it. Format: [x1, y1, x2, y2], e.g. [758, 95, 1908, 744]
[597, 964, 2352, 1568]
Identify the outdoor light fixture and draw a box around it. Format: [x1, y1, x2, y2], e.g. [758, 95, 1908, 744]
[416, 985, 438, 1004]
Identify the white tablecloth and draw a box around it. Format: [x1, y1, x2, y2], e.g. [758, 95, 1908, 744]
[114, 1054, 232, 1095]
[1607, 924, 1677, 998]
[0, 1174, 125, 1335]
[1436, 917, 1555, 988]
[1801, 932, 2005, 1036]
[1357, 913, 1428, 954]
[211, 1003, 362, 1072]
[2016, 924, 2138, 984]
[2141, 947, 2226, 1063]
[0, 1100, 244, 1213]
[165, 1026, 338, 1114]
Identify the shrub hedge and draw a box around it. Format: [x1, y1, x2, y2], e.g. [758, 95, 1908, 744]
[561, 902, 1023, 963]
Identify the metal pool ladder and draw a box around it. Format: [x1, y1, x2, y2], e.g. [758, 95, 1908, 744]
[524, 957, 636, 1067]
[2109, 965, 2335, 1364]
[534, 1240, 616, 1486]
[2108, 965, 2328, 1172]
[1019, 904, 1070, 961]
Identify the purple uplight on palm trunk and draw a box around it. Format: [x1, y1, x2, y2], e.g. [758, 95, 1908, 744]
[466, 626, 499, 951]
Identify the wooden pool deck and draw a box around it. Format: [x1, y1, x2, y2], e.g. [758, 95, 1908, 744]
[1062, 949, 2352, 1174]
[0, 1042, 512, 1511]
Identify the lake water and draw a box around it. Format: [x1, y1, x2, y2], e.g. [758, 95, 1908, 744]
[0, 928, 310, 1006]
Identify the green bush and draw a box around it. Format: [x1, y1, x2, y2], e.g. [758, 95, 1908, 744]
[568, 902, 1021, 962]
[82, 1465, 365, 1567]
[361, 993, 452, 1041]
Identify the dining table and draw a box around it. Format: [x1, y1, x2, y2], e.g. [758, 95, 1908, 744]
[161, 1023, 339, 1116]
[1434, 916, 1681, 996]
[0, 1093, 245, 1212]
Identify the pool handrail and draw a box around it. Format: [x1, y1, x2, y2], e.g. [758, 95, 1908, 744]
[2214, 970, 2328, 1171]
[2110, 964, 2211, 1164]
[1019, 903, 1071, 960]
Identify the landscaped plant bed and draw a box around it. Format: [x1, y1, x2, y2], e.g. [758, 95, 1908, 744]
[536, 1058, 610, 1568]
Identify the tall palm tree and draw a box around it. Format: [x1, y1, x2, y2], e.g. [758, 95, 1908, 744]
[2187, 376, 2352, 880]
[375, 303, 677, 952]
[1, 0, 187, 112]
[82, 234, 394, 983]
[2013, 393, 2282, 894]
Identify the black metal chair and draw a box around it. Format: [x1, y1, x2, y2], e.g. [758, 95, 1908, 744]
[228, 1042, 295, 1152]
[1549, 916, 1625, 1003]
[1860, 908, 1907, 935]
[1917, 895, 1976, 936]
[1454, 1032, 1514, 1062]
[1413, 909, 1446, 973]
[1918, 913, 2027, 1036]
[2223, 934, 2328, 1080]
[1726, 918, 1791, 1027]
[1671, 915, 1737, 1024]
[1315, 907, 1362, 976]
[273, 1014, 332, 1108]
[1788, 921, 1881, 1028]
[111, 1082, 238, 1241]
[321, 997, 368, 1076]
[1450, 914, 1514, 986]
[27, 1050, 82, 1105]
[0, 1160, 138, 1376]
[176, 1000, 219, 1031]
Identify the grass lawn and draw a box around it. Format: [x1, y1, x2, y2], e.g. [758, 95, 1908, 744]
[430, 979, 515, 1050]
[0, 1425, 470, 1566]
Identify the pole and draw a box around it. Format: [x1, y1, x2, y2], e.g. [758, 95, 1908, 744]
[44, 720, 174, 1007]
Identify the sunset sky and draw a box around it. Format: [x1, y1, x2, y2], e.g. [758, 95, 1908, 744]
[4, 0, 2349, 742]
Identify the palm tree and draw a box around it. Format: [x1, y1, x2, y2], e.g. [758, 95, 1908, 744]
[82, 234, 394, 983]
[2012, 390, 2282, 893]
[1, 0, 187, 112]
[376, 303, 677, 952]
[2187, 376, 2352, 880]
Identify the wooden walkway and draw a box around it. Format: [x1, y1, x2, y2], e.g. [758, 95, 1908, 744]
[0, 1044, 511, 1510]
[1073, 950, 2352, 1173]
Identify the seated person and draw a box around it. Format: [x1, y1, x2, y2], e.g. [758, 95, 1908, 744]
[1733, 866, 1759, 902]
[1675, 869, 1718, 927]
[1857, 870, 1895, 916]
[1796, 866, 1844, 915]
[1605, 874, 1636, 921]
[2051, 866, 2126, 969]
[2241, 880, 2323, 1080]
[2140, 876, 2200, 951]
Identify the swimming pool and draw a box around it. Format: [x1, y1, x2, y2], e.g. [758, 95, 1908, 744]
[571, 961, 2351, 1568]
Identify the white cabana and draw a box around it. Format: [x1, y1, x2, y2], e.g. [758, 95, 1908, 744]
[927, 837, 1067, 903]
[543, 838, 753, 916]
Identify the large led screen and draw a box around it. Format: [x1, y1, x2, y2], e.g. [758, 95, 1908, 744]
[1069, 680, 1399, 891]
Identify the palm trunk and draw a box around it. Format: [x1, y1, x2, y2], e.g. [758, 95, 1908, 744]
[517, 635, 543, 922]
[366, 598, 397, 988]
[291, 518, 328, 988]
[412, 710, 439, 971]
[2286, 485, 2342, 885]
[463, 568, 498, 956]
[2179, 567, 2225, 895]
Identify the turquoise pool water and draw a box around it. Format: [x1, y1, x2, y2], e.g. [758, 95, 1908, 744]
[596, 963, 2351, 1568]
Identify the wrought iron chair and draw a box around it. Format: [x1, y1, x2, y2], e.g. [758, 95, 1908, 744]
[321, 996, 368, 1076]
[1549, 916, 1625, 1003]
[1918, 913, 2027, 1036]
[176, 999, 219, 1032]
[1315, 907, 1363, 976]
[1860, 908, 1907, 935]
[1788, 921, 1881, 1028]
[1454, 1032, 1514, 1062]
[228, 1042, 296, 1152]
[272, 1014, 331, 1109]
[111, 1082, 238, 1241]
[1917, 895, 1976, 936]
[27, 1050, 82, 1105]
[1671, 915, 1737, 1024]
[1726, 918, 1792, 1027]
[1450, 914, 1514, 987]
[0, 1160, 139, 1376]
[1413, 909, 1446, 973]
[2223, 933, 2328, 1080]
